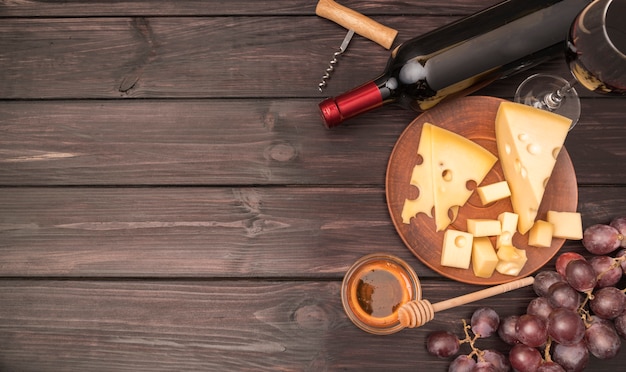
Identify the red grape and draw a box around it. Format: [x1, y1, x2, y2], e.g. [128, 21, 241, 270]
[426, 330, 460, 358]
[449, 354, 476, 372]
[508, 344, 542, 372]
[481, 349, 510, 372]
[497, 315, 520, 345]
[537, 362, 565, 372]
[516, 313, 548, 347]
[555, 252, 585, 277]
[582, 224, 621, 255]
[589, 286, 626, 319]
[547, 282, 581, 311]
[527, 296, 554, 321]
[552, 340, 589, 372]
[548, 307, 585, 346]
[609, 216, 626, 247]
[614, 310, 626, 339]
[589, 255, 622, 288]
[585, 318, 621, 359]
[471, 307, 499, 338]
[534, 270, 565, 297]
[471, 361, 496, 371]
[565, 259, 597, 293]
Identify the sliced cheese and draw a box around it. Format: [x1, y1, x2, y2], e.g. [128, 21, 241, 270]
[472, 237, 499, 278]
[476, 181, 511, 205]
[401, 123, 435, 224]
[441, 229, 473, 269]
[528, 220, 554, 248]
[467, 219, 502, 237]
[495, 102, 571, 234]
[496, 245, 528, 276]
[497, 212, 519, 249]
[430, 124, 497, 231]
[546, 211, 583, 240]
[402, 123, 497, 231]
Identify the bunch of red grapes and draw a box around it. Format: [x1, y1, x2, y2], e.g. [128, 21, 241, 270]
[426, 216, 626, 371]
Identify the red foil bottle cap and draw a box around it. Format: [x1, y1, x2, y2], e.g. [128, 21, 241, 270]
[319, 98, 342, 129]
[318, 81, 383, 129]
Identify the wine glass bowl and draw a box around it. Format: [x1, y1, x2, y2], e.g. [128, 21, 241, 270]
[515, 0, 626, 127]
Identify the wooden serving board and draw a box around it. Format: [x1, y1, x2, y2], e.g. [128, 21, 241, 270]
[386, 96, 578, 285]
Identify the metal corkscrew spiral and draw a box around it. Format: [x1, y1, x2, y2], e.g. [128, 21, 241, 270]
[318, 30, 354, 92]
[315, 0, 397, 92]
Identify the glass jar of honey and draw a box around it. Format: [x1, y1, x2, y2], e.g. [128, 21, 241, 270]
[341, 253, 422, 335]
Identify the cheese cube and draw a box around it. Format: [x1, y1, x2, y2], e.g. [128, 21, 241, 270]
[496, 245, 527, 276]
[441, 230, 473, 269]
[472, 237, 499, 278]
[497, 212, 519, 249]
[528, 220, 554, 248]
[476, 181, 511, 205]
[467, 219, 502, 237]
[546, 211, 583, 240]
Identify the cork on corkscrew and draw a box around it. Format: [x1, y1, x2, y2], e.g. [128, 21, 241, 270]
[316, 0, 398, 92]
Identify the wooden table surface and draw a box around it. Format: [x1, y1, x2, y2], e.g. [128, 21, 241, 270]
[1, 0, 625, 370]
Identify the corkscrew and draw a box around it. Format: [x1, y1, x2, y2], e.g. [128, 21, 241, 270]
[316, 0, 398, 92]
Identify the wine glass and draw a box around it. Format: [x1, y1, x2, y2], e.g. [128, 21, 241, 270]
[514, 0, 626, 128]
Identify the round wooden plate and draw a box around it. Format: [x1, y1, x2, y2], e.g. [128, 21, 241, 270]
[386, 96, 578, 285]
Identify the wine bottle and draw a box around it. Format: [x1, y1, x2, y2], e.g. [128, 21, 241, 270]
[319, 0, 591, 128]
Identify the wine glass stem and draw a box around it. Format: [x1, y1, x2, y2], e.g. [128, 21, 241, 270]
[543, 79, 578, 110]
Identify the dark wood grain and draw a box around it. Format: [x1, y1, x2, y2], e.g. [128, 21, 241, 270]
[0, 0, 502, 17]
[0, 15, 598, 100]
[0, 186, 622, 278]
[1, 99, 624, 186]
[0, 279, 624, 371]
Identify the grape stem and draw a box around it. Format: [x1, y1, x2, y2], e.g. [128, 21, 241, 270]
[460, 319, 483, 361]
[543, 337, 554, 363]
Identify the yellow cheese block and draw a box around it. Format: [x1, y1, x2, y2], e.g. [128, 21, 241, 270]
[401, 123, 435, 224]
[441, 229, 474, 269]
[476, 181, 511, 205]
[472, 237, 499, 278]
[546, 211, 583, 240]
[495, 102, 571, 234]
[528, 220, 554, 248]
[402, 123, 497, 231]
[496, 245, 528, 276]
[497, 212, 518, 249]
[467, 219, 502, 237]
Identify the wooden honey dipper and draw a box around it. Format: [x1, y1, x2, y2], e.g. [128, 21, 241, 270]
[398, 276, 535, 329]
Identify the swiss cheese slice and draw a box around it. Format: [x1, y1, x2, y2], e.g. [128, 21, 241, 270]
[401, 124, 435, 223]
[402, 123, 497, 231]
[495, 102, 571, 234]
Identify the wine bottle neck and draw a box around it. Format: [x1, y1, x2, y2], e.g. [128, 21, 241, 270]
[319, 81, 384, 128]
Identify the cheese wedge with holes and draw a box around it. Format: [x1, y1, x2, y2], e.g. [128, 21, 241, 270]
[402, 123, 497, 231]
[495, 102, 571, 234]
[401, 124, 435, 224]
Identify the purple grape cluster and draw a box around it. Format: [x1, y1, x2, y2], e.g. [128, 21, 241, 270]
[425, 217, 626, 371]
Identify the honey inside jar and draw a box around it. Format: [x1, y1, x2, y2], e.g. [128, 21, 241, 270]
[342, 254, 421, 334]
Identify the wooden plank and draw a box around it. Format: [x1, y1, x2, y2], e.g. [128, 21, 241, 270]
[0, 279, 624, 371]
[0, 0, 502, 17]
[0, 186, 623, 278]
[1, 98, 624, 186]
[0, 16, 591, 99]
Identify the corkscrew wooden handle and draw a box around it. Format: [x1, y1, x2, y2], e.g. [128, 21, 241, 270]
[316, 0, 398, 49]
[398, 276, 535, 328]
